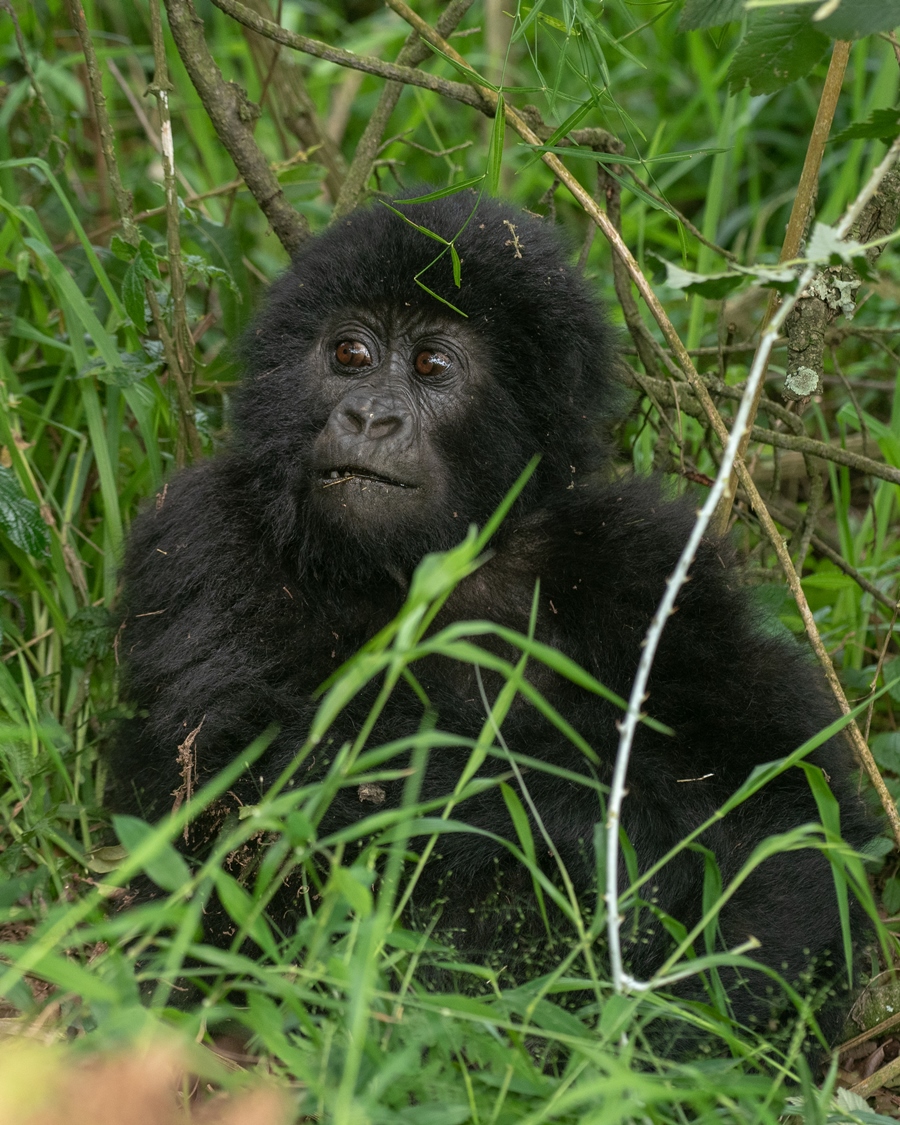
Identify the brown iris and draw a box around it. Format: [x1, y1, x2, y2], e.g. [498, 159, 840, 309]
[335, 341, 372, 367]
[414, 350, 451, 377]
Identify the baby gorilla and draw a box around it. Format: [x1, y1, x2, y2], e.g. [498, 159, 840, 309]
[114, 190, 870, 1040]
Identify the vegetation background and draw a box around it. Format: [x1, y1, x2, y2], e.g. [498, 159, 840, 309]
[0, 0, 899, 1121]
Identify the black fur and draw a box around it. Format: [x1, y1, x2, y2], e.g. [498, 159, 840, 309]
[114, 191, 870, 1038]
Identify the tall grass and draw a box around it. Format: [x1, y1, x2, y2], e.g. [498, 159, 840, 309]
[0, 0, 898, 1119]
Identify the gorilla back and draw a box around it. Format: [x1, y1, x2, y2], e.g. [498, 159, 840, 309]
[114, 191, 870, 1039]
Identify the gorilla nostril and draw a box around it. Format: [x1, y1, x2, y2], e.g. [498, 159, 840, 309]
[341, 405, 402, 440]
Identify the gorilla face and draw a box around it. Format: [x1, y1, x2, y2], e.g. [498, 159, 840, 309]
[232, 191, 621, 576]
[308, 309, 479, 536]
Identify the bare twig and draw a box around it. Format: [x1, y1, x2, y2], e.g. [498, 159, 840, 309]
[735, 490, 899, 614]
[207, 0, 487, 113]
[64, 0, 138, 245]
[621, 369, 900, 486]
[148, 0, 201, 465]
[333, 0, 477, 218]
[713, 41, 852, 534]
[164, 0, 309, 254]
[0, 0, 58, 159]
[239, 0, 346, 201]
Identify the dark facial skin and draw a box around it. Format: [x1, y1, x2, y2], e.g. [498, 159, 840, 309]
[308, 311, 478, 531]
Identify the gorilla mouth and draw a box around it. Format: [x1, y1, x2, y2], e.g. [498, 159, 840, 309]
[321, 467, 415, 490]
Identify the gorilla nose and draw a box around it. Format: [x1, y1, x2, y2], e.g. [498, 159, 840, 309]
[329, 390, 412, 444]
[340, 403, 404, 440]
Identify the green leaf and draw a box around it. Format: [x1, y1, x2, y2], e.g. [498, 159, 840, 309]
[136, 236, 161, 280]
[814, 0, 900, 39]
[450, 242, 462, 288]
[679, 0, 745, 30]
[211, 867, 278, 956]
[599, 992, 639, 1039]
[500, 781, 548, 931]
[113, 814, 192, 894]
[328, 865, 374, 919]
[392, 177, 484, 205]
[833, 107, 900, 145]
[109, 233, 135, 261]
[65, 605, 116, 665]
[0, 467, 49, 555]
[728, 9, 829, 95]
[0, 944, 120, 1002]
[122, 258, 147, 331]
[98, 347, 165, 388]
[882, 874, 900, 915]
[871, 732, 900, 775]
[85, 845, 129, 875]
[0, 871, 42, 910]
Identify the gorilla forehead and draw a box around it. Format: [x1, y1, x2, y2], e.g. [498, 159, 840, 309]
[244, 192, 615, 401]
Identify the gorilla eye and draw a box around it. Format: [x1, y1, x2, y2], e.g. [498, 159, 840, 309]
[335, 341, 372, 368]
[414, 350, 452, 377]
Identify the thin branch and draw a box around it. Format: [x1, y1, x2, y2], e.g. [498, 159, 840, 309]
[735, 490, 899, 614]
[208, 0, 487, 112]
[713, 40, 852, 534]
[64, 0, 138, 245]
[148, 0, 201, 465]
[164, 0, 309, 254]
[239, 0, 346, 201]
[82, 150, 313, 244]
[333, 0, 477, 218]
[622, 369, 900, 486]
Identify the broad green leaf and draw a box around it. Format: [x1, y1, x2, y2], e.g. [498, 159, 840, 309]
[815, 0, 900, 39]
[136, 236, 161, 279]
[211, 867, 278, 956]
[871, 732, 900, 774]
[834, 107, 900, 145]
[800, 571, 854, 590]
[65, 605, 116, 665]
[122, 259, 147, 331]
[328, 865, 374, 919]
[0, 467, 49, 555]
[85, 845, 129, 875]
[113, 814, 192, 894]
[728, 9, 829, 95]
[679, 0, 745, 30]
